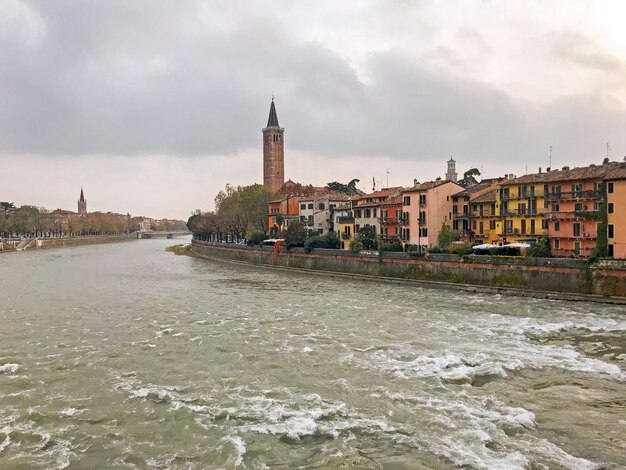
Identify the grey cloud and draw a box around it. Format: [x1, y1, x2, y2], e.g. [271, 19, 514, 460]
[1, 1, 625, 171]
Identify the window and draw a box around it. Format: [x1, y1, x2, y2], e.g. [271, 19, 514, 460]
[373, 209, 377, 218]
[608, 203, 614, 214]
[403, 196, 411, 206]
[300, 204, 306, 210]
[453, 205, 458, 214]
[551, 185, 561, 196]
[307, 215, 314, 225]
[607, 182, 614, 194]
[541, 219, 548, 230]
[300, 216, 306, 223]
[479, 222, 484, 234]
[554, 221, 560, 232]
[594, 202, 600, 211]
[554, 239, 560, 249]
[574, 241, 580, 256]
[521, 219, 527, 234]
[551, 203, 560, 212]
[308, 204, 313, 210]
[453, 220, 459, 230]
[490, 220, 496, 230]
[608, 244, 614, 257]
[318, 203, 325, 210]
[530, 219, 535, 234]
[518, 203, 526, 215]
[572, 183, 582, 197]
[519, 186, 528, 198]
[355, 209, 361, 218]
[574, 202, 583, 211]
[419, 195, 427, 205]
[573, 223, 581, 237]
[365, 209, 371, 218]
[608, 224, 614, 239]
[419, 211, 426, 224]
[472, 220, 477, 230]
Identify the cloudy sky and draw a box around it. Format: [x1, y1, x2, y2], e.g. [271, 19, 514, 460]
[2, 0, 626, 219]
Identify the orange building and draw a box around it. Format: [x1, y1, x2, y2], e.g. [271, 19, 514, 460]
[606, 164, 626, 258]
[543, 164, 622, 257]
[379, 195, 403, 243]
[267, 196, 301, 234]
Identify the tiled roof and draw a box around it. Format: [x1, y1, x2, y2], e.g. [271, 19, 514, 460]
[471, 189, 497, 204]
[381, 195, 403, 206]
[604, 163, 626, 180]
[502, 162, 626, 185]
[452, 181, 495, 198]
[354, 187, 403, 200]
[402, 179, 455, 193]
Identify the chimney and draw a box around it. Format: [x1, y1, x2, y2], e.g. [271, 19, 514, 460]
[538, 167, 542, 173]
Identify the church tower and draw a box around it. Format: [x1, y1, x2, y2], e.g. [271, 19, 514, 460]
[262, 98, 285, 194]
[445, 157, 458, 183]
[78, 188, 87, 215]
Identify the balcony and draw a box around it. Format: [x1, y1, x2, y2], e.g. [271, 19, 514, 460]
[378, 217, 399, 225]
[549, 210, 600, 220]
[341, 233, 352, 240]
[453, 213, 469, 220]
[471, 211, 495, 218]
[545, 190, 600, 201]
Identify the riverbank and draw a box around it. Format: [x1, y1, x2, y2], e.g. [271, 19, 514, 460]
[181, 240, 626, 304]
[0, 233, 136, 253]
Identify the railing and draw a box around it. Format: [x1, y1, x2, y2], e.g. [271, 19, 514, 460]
[471, 211, 495, 218]
[378, 217, 399, 224]
[341, 233, 352, 240]
[501, 190, 545, 200]
[545, 190, 600, 201]
[453, 213, 469, 219]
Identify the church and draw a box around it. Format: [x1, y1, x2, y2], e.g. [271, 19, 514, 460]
[262, 99, 285, 194]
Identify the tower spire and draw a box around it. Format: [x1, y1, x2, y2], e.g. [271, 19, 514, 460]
[266, 98, 280, 127]
[262, 98, 285, 193]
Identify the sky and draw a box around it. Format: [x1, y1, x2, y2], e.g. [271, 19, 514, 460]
[1, 0, 626, 219]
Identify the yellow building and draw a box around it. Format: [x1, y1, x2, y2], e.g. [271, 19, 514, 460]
[337, 214, 355, 250]
[495, 177, 548, 244]
[470, 189, 499, 244]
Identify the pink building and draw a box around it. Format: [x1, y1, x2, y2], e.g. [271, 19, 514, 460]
[401, 179, 464, 250]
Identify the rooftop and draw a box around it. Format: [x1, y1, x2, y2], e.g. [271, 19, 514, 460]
[502, 161, 626, 185]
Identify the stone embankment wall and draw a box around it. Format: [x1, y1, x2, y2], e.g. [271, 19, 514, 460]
[190, 240, 626, 300]
[1, 234, 136, 253]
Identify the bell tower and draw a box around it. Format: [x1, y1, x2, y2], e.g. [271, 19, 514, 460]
[77, 188, 87, 215]
[263, 98, 284, 194]
[445, 157, 458, 182]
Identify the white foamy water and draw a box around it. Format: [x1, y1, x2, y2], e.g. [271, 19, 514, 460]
[0, 238, 624, 468]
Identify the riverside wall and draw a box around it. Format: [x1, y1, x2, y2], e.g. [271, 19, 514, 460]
[1, 234, 136, 252]
[190, 240, 626, 300]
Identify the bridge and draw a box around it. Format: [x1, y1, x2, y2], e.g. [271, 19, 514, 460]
[136, 230, 191, 239]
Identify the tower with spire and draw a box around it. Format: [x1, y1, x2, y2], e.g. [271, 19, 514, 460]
[77, 188, 87, 215]
[445, 157, 458, 183]
[262, 98, 285, 194]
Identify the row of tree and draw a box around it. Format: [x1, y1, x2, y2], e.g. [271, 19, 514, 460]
[1, 202, 130, 238]
[187, 184, 273, 242]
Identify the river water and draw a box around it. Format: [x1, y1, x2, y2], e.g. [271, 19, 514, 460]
[0, 239, 624, 469]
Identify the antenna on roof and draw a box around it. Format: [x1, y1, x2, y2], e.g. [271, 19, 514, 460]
[386, 168, 390, 189]
[606, 142, 610, 159]
[549, 145, 552, 169]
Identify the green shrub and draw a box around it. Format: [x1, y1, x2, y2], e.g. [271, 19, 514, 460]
[247, 232, 267, 246]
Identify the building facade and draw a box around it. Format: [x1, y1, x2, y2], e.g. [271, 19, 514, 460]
[401, 180, 463, 249]
[262, 99, 285, 194]
[606, 166, 626, 258]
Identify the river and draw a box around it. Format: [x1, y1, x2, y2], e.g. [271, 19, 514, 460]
[0, 238, 624, 469]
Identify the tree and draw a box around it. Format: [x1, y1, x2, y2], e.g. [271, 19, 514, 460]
[437, 223, 455, 248]
[527, 237, 550, 257]
[247, 232, 267, 246]
[239, 184, 273, 234]
[325, 179, 360, 195]
[458, 168, 481, 188]
[349, 238, 363, 252]
[283, 220, 307, 248]
[355, 226, 377, 250]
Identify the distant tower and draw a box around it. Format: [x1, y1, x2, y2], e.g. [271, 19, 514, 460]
[445, 157, 458, 182]
[78, 188, 87, 215]
[262, 98, 285, 194]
